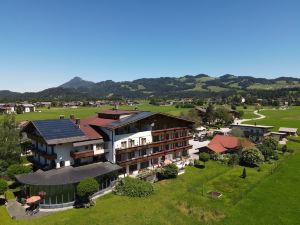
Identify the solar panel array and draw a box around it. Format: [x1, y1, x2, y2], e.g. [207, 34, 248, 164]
[32, 119, 85, 140]
[107, 111, 155, 128]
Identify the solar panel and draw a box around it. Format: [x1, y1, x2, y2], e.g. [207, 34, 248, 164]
[32, 119, 85, 140]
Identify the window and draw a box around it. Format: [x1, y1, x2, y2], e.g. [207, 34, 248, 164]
[140, 161, 149, 169]
[96, 143, 104, 150]
[140, 138, 147, 145]
[121, 141, 127, 149]
[140, 149, 147, 156]
[129, 164, 137, 173]
[128, 151, 135, 159]
[128, 139, 135, 148]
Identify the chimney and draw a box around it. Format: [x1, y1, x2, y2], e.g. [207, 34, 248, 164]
[70, 114, 75, 120]
[59, 115, 64, 119]
[75, 118, 80, 127]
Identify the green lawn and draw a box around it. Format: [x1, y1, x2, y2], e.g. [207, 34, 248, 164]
[0, 103, 190, 122]
[1, 139, 299, 225]
[244, 106, 300, 131]
[223, 137, 300, 225]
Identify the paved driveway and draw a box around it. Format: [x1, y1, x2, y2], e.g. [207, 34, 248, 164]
[189, 140, 209, 160]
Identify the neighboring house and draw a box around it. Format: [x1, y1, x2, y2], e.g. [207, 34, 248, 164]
[230, 124, 273, 142]
[270, 132, 287, 141]
[16, 109, 194, 209]
[17, 104, 35, 113]
[36, 102, 52, 108]
[0, 103, 16, 114]
[278, 127, 298, 136]
[199, 135, 255, 154]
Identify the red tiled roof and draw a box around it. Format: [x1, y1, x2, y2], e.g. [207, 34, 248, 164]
[88, 117, 117, 127]
[72, 117, 103, 140]
[99, 109, 137, 115]
[207, 135, 254, 153]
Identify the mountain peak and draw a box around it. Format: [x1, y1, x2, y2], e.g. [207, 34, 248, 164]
[59, 76, 95, 89]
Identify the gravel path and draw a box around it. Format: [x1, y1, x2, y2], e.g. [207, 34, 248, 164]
[233, 110, 266, 125]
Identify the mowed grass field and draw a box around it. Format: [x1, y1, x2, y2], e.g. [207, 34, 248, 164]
[0, 103, 190, 122]
[223, 137, 300, 225]
[244, 106, 300, 131]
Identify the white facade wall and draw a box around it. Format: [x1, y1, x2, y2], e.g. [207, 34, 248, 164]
[55, 143, 73, 168]
[114, 131, 153, 149]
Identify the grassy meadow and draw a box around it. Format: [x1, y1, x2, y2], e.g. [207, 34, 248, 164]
[0, 103, 190, 122]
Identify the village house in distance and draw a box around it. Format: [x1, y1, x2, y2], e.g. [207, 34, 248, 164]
[16, 109, 194, 209]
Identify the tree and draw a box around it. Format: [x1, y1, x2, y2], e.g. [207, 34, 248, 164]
[241, 147, 264, 167]
[203, 104, 215, 125]
[0, 115, 21, 164]
[180, 109, 201, 129]
[199, 152, 210, 167]
[0, 179, 8, 195]
[214, 107, 233, 125]
[77, 177, 99, 201]
[262, 137, 278, 151]
[241, 168, 247, 179]
[237, 110, 244, 118]
[7, 164, 32, 179]
[230, 128, 245, 137]
[258, 144, 274, 161]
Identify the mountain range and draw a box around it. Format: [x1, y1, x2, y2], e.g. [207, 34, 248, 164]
[0, 74, 299, 101]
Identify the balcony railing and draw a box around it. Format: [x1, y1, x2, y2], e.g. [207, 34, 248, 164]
[117, 145, 192, 167]
[70, 149, 105, 159]
[115, 135, 193, 154]
[31, 148, 57, 160]
[151, 127, 190, 135]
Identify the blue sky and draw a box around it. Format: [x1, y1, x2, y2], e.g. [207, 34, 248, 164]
[0, 0, 299, 92]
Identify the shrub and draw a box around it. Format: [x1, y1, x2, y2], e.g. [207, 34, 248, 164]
[228, 153, 240, 166]
[241, 147, 264, 167]
[210, 153, 220, 161]
[199, 152, 210, 167]
[258, 144, 274, 161]
[7, 164, 32, 179]
[0, 160, 9, 174]
[77, 177, 99, 199]
[272, 151, 279, 160]
[158, 164, 179, 179]
[0, 179, 8, 195]
[114, 177, 154, 197]
[218, 153, 231, 165]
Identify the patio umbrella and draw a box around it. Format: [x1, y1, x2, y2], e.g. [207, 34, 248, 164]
[26, 196, 41, 204]
[164, 159, 172, 165]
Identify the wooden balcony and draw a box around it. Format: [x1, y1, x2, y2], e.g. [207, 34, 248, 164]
[117, 145, 192, 167]
[71, 148, 105, 159]
[151, 127, 190, 135]
[116, 135, 193, 154]
[31, 148, 57, 160]
[70, 150, 94, 159]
